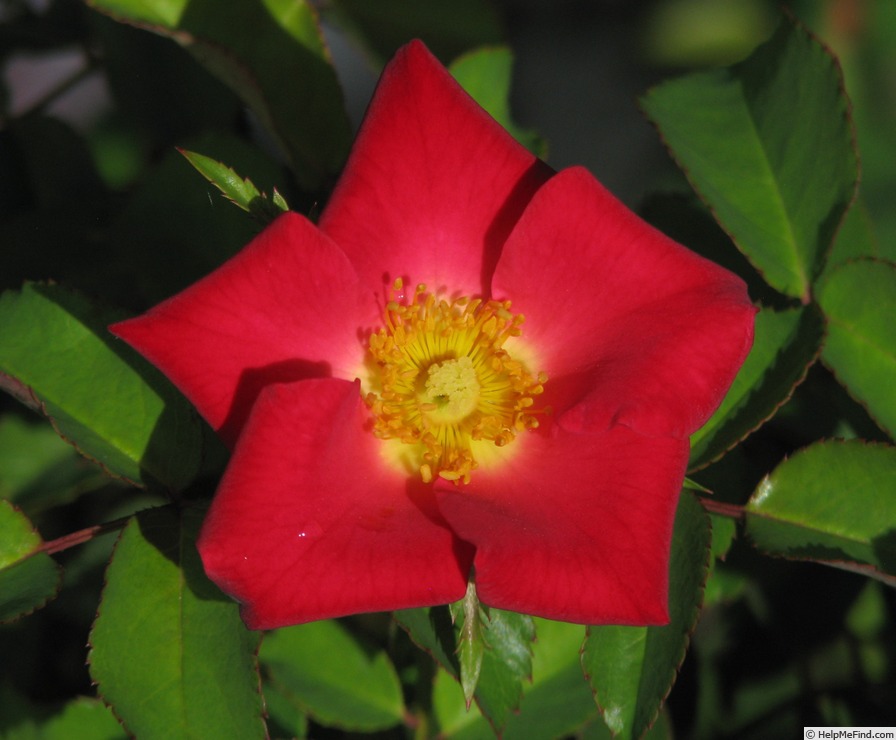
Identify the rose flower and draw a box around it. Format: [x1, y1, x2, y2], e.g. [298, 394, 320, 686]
[111, 41, 755, 629]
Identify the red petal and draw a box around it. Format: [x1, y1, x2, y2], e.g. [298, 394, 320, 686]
[436, 424, 689, 625]
[110, 213, 367, 446]
[198, 378, 472, 628]
[493, 167, 756, 438]
[319, 40, 552, 298]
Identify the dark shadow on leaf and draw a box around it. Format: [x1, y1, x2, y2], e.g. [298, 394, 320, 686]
[872, 529, 896, 575]
[178, 0, 352, 189]
[137, 504, 232, 602]
[31, 283, 205, 492]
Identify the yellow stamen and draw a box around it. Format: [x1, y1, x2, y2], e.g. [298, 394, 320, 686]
[364, 280, 547, 485]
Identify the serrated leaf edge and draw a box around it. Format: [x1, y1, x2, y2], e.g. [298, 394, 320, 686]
[0, 500, 63, 624]
[688, 302, 827, 472]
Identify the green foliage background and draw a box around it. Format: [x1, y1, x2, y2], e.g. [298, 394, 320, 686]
[2, 1, 896, 738]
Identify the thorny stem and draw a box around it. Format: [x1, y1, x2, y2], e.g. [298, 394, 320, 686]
[40, 514, 131, 555]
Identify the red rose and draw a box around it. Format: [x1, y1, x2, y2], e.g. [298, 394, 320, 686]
[112, 41, 754, 629]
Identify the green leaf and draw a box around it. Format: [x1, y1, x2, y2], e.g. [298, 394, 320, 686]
[0, 283, 203, 490]
[88, 507, 265, 739]
[261, 680, 309, 740]
[433, 619, 596, 739]
[450, 46, 546, 156]
[456, 581, 485, 708]
[473, 608, 535, 732]
[746, 440, 896, 580]
[582, 491, 711, 740]
[503, 619, 596, 738]
[259, 619, 404, 732]
[825, 200, 880, 275]
[396, 604, 534, 734]
[394, 604, 460, 675]
[87, 0, 351, 190]
[641, 16, 857, 300]
[689, 304, 824, 469]
[35, 698, 124, 740]
[105, 133, 276, 308]
[432, 668, 486, 739]
[179, 149, 289, 224]
[0, 500, 61, 623]
[0, 414, 106, 511]
[703, 515, 746, 607]
[817, 259, 896, 439]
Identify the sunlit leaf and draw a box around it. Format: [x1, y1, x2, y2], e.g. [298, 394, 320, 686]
[179, 149, 289, 224]
[746, 440, 896, 581]
[0, 500, 61, 623]
[0, 284, 203, 490]
[89, 507, 265, 739]
[642, 16, 857, 300]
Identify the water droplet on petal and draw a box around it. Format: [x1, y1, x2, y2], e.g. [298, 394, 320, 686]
[297, 521, 323, 539]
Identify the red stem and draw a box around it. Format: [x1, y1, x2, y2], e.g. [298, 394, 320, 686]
[696, 496, 746, 521]
[40, 515, 131, 555]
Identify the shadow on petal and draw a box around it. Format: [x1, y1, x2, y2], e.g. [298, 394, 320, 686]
[219, 359, 331, 446]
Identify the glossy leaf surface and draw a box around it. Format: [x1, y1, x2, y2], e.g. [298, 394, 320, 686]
[582, 492, 711, 740]
[89, 507, 265, 739]
[746, 440, 896, 579]
[818, 259, 896, 439]
[473, 609, 536, 731]
[259, 619, 405, 732]
[0, 284, 203, 489]
[642, 17, 857, 300]
[0, 500, 61, 623]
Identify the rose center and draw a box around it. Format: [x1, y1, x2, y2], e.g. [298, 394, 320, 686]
[365, 279, 547, 485]
[423, 356, 480, 420]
